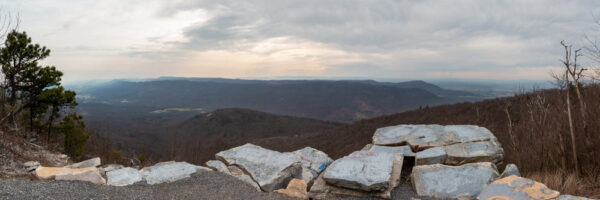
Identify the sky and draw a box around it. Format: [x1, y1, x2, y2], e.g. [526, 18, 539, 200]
[2, 0, 600, 83]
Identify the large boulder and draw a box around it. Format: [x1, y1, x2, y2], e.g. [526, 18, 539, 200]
[205, 160, 230, 175]
[411, 162, 499, 199]
[478, 175, 560, 200]
[372, 124, 497, 151]
[54, 168, 106, 185]
[216, 143, 302, 191]
[106, 167, 143, 186]
[35, 166, 98, 179]
[65, 157, 101, 169]
[227, 165, 262, 191]
[140, 161, 210, 185]
[444, 140, 504, 165]
[309, 154, 403, 200]
[293, 147, 333, 173]
[274, 178, 308, 199]
[322, 150, 402, 192]
[415, 146, 446, 165]
[368, 145, 416, 157]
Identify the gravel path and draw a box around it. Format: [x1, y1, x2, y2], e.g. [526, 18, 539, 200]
[0, 171, 433, 200]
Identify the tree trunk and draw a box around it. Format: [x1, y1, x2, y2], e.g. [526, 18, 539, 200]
[565, 84, 580, 176]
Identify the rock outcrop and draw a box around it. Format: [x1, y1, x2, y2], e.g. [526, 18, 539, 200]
[55, 168, 106, 185]
[140, 161, 210, 185]
[411, 162, 499, 199]
[227, 165, 262, 191]
[322, 150, 400, 192]
[274, 178, 308, 199]
[106, 167, 143, 186]
[205, 160, 230, 175]
[415, 146, 446, 165]
[35, 166, 98, 179]
[216, 144, 303, 191]
[478, 175, 560, 200]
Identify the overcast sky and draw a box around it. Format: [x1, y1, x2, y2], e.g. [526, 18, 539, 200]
[2, 0, 600, 82]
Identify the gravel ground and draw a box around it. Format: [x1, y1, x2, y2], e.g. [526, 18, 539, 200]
[0, 171, 434, 200]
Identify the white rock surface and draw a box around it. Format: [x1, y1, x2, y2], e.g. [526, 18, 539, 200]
[322, 150, 399, 192]
[106, 167, 143, 186]
[411, 162, 499, 199]
[444, 140, 504, 165]
[216, 143, 302, 191]
[55, 168, 106, 185]
[99, 164, 124, 176]
[293, 147, 333, 172]
[368, 145, 416, 157]
[23, 161, 40, 171]
[415, 146, 446, 165]
[372, 124, 497, 150]
[140, 161, 210, 185]
[206, 160, 230, 174]
[65, 157, 101, 169]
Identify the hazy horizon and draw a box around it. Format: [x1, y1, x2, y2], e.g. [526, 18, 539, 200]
[3, 0, 600, 82]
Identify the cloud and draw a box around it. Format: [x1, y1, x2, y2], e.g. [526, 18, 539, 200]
[2, 0, 600, 81]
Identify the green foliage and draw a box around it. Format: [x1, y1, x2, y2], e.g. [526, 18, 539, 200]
[110, 150, 124, 164]
[137, 153, 148, 165]
[58, 113, 89, 160]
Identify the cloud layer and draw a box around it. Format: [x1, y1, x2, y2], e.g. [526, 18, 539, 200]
[3, 0, 600, 82]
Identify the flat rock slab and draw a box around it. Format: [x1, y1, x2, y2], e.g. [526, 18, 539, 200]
[444, 140, 504, 165]
[415, 146, 446, 165]
[140, 161, 210, 185]
[293, 147, 333, 173]
[65, 157, 101, 169]
[107, 167, 143, 186]
[323, 150, 401, 192]
[411, 162, 499, 199]
[368, 145, 416, 157]
[372, 124, 497, 150]
[216, 143, 302, 192]
[228, 165, 262, 191]
[35, 166, 98, 179]
[55, 168, 106, 185]
[206, 160, 230, 174]
[310, 154, 403, 200]
[478, 175, 560, 200]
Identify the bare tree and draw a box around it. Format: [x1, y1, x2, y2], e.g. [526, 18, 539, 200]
[558, 41, 582, 176]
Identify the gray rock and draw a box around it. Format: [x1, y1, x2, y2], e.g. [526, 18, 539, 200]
[205, 160, 230, 174]
[415, 147, 446, 165]
[227, 165, 262, 191]
[65, 157, 101, 169]
[293, 147, 333, 173]
[99, 164, 124, 176]
[106, 167, 143, 186]
[323, 150, 401, 192]
[216, 143, 302, 192]
[500, 163, 520, 178]
[411, 162, 499, 199]
[140, 161, 211, 185]
[444, 140, 504, 165]
[55, 168, 106, 185]
[299, 166, 318, 187]
[309, 154, 403, 199]
[369, 145, 416, 157]
[556, 195, 594, 200]
[372, 124, 497, 151]
[23, 161, 40, 172]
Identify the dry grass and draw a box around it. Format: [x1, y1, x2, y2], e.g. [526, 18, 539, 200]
[526, 170, 600, 198]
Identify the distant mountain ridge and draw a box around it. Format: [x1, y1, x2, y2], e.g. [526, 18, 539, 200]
[76, 78, 481, 122]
